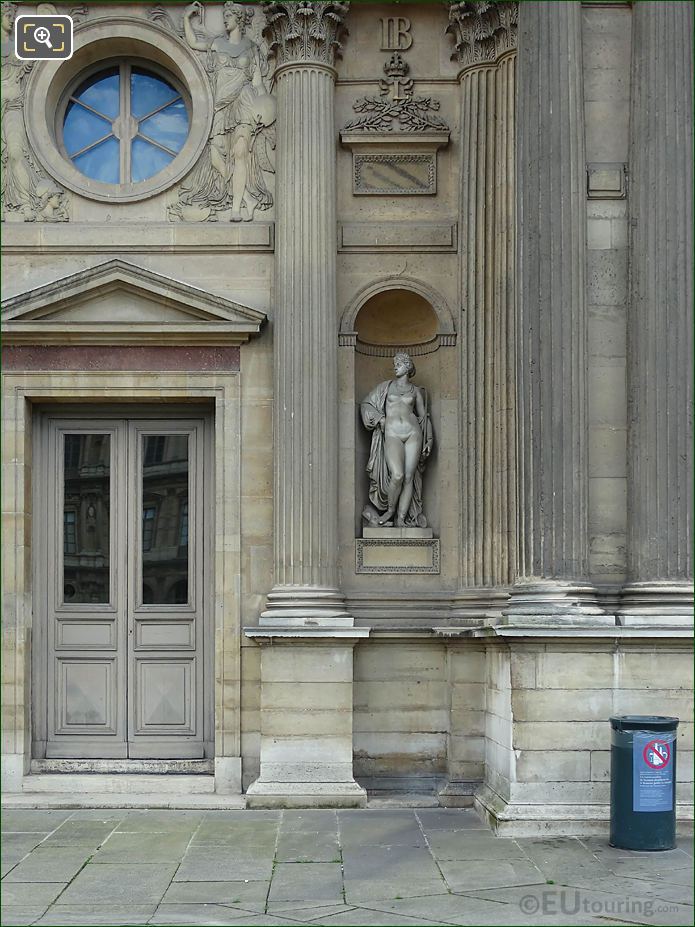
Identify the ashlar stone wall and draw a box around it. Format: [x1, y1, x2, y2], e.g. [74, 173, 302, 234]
[475, 636, 694, 836]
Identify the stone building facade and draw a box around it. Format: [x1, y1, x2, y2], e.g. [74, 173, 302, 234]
[1, 0, 692, 835]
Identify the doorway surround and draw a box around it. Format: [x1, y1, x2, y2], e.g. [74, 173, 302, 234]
[1, 259, 267, 797]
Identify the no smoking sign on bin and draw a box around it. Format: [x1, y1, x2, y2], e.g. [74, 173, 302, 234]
[610, 715, 678, 850]
[633, 731, 676, 812]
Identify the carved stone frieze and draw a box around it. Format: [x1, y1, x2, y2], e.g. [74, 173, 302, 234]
[150, 2, 276, 223]
[1, 1, 70, 222]
[37, 2, 88, 21]
[343, 52, 449, 134]
[262, 0, 349, 68]
[447, 0, 518, 69]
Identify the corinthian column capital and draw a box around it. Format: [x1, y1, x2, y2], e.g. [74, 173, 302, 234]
[263, 0, 350, 69]
[447, 1, 517, 69]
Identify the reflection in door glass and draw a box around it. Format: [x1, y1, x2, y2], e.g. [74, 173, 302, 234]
[142, 434, 189, 604]
[63, 434, 111, 603]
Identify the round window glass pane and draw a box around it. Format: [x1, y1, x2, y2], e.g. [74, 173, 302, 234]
[63, 64, 190, 185]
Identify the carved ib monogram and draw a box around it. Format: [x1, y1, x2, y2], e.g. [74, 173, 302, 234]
[151, 2, 276, 223]
[379, 16, 412, 52]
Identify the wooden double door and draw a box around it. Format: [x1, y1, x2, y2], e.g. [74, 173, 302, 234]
[33, 410, 213, 759]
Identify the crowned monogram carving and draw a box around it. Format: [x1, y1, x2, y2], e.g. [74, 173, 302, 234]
[447, 1, 518, 68]
[150, 2, 276, 223]
[343, 52, 449, 134]
[262, 0, 349, 68]
[1, 2, 74, 222]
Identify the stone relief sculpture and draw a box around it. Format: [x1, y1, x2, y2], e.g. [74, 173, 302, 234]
[361, 352, 433, 529]
[343, 52, 449, 134]
[1, 2, 69, 221]
[154, 2, 276, 222]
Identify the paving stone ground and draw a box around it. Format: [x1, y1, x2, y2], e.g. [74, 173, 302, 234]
[0, 808, 692, 926]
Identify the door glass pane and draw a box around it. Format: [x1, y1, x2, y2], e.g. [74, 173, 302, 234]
[63, 434, 111, 604]
[142, 434, 189, 605]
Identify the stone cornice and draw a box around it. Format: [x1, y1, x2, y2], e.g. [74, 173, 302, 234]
[447, 1, 518, 70]
[1, 259, 267, 346]
[263, 0, 349, 68]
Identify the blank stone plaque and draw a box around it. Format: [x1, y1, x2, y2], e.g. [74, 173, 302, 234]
[356, 535, 440, 574]
[353, 153, 436, 195]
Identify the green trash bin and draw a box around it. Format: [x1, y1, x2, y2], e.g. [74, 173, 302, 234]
[610, 715, 678, 850]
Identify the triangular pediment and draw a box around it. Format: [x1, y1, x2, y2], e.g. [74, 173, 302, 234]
[1, 259, 267, 346]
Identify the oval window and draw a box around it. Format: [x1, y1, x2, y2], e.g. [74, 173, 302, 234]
[62, 63, 190, 185]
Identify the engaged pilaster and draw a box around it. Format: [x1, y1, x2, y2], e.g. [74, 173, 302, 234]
[261, 0, 351, 626]
[447, 1, 518, 593]
[507, 1, 600, 618]
[621, 1, 694, 620]
[245, 1, 367, 810]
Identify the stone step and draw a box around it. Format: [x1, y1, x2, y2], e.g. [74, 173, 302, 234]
[31, 758, 214, 775]
[3, 791, 245, 810]
[367, 792, 441, 808]
[22, 773, 215, 794]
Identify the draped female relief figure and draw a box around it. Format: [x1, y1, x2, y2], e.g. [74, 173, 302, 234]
[168, 1, 276, 222]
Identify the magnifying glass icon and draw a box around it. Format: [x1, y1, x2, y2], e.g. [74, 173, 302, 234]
[34, 25, 53, 48]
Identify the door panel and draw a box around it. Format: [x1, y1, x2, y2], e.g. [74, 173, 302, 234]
[128, 421, 205, 758]
[38, 412, 210, 760]
[46, 420, 127, 758]
[57, 658, 117, 732]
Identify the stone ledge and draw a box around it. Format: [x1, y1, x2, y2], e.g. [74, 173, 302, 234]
[434, 625, 694, 641]
[20, 773, 214, 794]
[245, 780, 367, 809]
[244, 628, 370, 643]
[1, 222, 275, 254]
[474, 784, 694, 837]
[338, 221, 457, 253]
[30, 758, 213, 775]
[438, 778, 484, 809]
[2, 791, 245, 810]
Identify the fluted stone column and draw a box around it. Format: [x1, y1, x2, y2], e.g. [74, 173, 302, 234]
[507, 1, 601, 618]
[447, 1, 518, 594]
[246, 1, 367, 809]
[494, 49, 517, 589]
[261, 0, 350, 626]
[621, 1, 694, 620]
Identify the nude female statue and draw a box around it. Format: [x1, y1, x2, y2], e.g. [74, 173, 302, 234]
[360, 352, 433, 528]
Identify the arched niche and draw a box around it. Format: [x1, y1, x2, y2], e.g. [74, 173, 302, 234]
[338, 279, 457, 549]
[339, 277, 456, 355]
